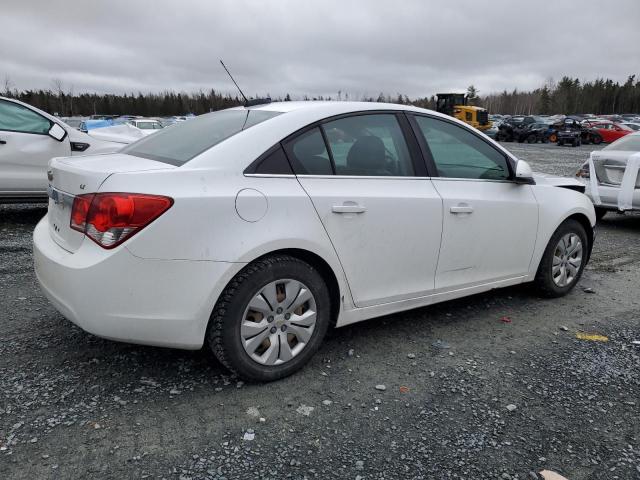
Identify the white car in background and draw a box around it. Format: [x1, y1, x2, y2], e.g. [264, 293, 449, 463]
[576, 132, 640, 219]
[127, 118, 164, 134]
[0, 96, 123, 203]
[34, 101, 595, 381]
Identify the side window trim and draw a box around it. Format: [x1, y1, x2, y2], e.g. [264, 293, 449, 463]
[407, 113, 515, 181]
[318, 125, 337, 175]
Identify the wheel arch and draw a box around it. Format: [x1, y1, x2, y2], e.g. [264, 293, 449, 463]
[565, 213, 594, 263]
[256, 248, 342, 328]
[208, 247, 344, 334]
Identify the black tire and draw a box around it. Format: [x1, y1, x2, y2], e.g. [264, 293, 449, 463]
[527, 134, 537, 143]
[534, 219, 589, 298]
[592, 135, 603, 145]
[558, 140, 564, 146]
[207, 255, 331, 382]
[595, 207, 608, 221]
[572, 139, 578, 147]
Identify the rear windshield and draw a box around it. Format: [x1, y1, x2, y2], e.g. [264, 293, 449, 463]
[123, 109, 282, 166]
[603, 134, 640, 152]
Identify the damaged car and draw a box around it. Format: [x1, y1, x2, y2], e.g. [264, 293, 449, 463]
[34, 101, 595, 381]
[576, 131, 640, 219]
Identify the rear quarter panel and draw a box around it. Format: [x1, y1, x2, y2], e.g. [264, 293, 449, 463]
[98, 168, 353, 306]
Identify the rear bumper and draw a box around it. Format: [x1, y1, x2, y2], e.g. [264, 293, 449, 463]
[33, 215, 242, 349]
[584, 182, 640, 211]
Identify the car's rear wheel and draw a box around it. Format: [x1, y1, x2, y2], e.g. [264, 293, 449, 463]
[207, 255, 331, 382]
[527, 134, 537, 143]
[534, 219, 588, 297]
[592, 134, 603, 145]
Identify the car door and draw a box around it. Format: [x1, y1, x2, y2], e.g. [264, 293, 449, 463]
[409, 114, 538, 291]
[0, 99, 70, 195]
[285, 112, 443, 308]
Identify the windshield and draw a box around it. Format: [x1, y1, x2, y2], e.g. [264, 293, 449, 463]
[123, 109, 282, 166]
[603, 134, 640, 152]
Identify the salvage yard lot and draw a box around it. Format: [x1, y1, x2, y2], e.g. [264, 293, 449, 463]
[1, 143, 639, 479]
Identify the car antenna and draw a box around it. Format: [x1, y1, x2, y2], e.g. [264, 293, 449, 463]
[219, 60, 271, 108]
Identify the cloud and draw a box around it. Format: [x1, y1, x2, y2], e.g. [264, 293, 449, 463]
[1, 0, 639, 98]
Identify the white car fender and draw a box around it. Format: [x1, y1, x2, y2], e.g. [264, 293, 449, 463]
[529, 185, 596, 278]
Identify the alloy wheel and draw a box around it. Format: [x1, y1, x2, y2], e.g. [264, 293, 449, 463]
[240, 279, 317, 365]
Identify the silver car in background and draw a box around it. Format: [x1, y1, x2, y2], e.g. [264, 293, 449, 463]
[576, 132, 640, 219]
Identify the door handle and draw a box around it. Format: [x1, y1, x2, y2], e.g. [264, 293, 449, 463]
[0, 139, 6, 145]
[450, 204, 474, 214]
[332, 204, 366, 214]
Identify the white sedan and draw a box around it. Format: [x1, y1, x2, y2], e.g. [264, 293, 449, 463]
[34, 101, 596, 381]
[0, 96, 123, 203]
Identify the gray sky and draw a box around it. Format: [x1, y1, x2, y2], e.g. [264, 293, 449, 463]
[2, 0, 639, 99]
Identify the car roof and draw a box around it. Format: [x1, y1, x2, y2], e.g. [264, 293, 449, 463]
[187, 101, 518, 171]
[230, 100, 432, 115]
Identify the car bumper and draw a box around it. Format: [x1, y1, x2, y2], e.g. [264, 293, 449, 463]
[581, 181, 640, 212]
[33, 215, 241, 349]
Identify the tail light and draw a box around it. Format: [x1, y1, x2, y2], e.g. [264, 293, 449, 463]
[575, 162, 590, 179]
[70, 193, 173, 249]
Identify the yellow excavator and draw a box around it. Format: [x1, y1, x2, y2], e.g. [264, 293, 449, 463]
[436, 93, 492, 131]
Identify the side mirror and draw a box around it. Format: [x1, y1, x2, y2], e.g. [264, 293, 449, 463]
[48, 123, 67, 142]
[514, 160, 535, 185]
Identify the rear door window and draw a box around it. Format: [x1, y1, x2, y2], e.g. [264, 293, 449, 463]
[322, 114, 414, 176]
[283, 128, 334, 175]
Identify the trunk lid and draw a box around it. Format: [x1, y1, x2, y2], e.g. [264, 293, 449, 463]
[47, 153, 174, 252]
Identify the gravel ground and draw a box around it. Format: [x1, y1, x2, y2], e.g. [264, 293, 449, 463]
[1, 142, 639, 480]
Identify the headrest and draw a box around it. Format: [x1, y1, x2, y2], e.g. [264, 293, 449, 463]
[347, 136, 386, 170]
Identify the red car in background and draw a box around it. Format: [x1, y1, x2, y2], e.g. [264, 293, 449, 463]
[588, 121, 633, 143]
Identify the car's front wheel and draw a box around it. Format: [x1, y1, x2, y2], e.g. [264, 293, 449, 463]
[534, 219, 588, 297]
[207, 255, 331, 382]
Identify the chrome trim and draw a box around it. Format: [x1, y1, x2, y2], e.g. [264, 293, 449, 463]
[429, 177, 514, 184]
[244, 174, 297, 178]
[296, 175, 431, 180]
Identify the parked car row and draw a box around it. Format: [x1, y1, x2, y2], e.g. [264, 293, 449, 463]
[488, 114, 636, 147]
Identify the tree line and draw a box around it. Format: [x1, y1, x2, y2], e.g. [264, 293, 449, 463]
[2, 74, 639, 117]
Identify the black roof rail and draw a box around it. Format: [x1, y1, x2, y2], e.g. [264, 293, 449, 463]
[244, 97, 272, 107]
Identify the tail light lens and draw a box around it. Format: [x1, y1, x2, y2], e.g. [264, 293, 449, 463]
[575, 162, 590, 179]
[70, 193, 173, 249]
